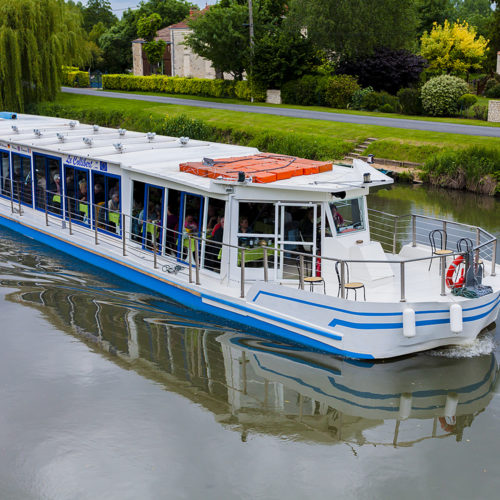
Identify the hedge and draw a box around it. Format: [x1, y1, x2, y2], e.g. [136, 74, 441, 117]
[102, 74, 267, 102]
[62, 70, 90, 88]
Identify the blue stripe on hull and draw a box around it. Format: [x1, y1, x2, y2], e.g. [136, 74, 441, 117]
[0, 214, 373, 359]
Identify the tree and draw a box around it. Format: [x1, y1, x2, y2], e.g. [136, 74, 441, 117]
[137, 13, 166, 73]
[415, 0, 456, 37]
[185, 3, 249, 80]
[287, 0, 417, 59]
[252, 29, 319, 88]
[134, 0, 193, 28]
[0, 0, 88, 111]
[82, 0, 117, 32]
[338, 48, 427, 94]
[420, 20, 489, 76]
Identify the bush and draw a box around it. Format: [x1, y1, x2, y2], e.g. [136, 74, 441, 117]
[324, 74, 360, 108]
[471, 104, 488, 120]
[281, 75, 330, 106]
[102, 74, 266, 102]
[422, 146, 500, 195]
[62, 69, 89, 88]
[361, 91, 400, 112]
[457, 93, 477, 109]
[397, 87, 423, 115]
[421, 75, 469, 116]
[484, 77, 500, 94]
[337, 48, 427, 94]
[485, 83, 500, 98]
[350, 86, 374, 110]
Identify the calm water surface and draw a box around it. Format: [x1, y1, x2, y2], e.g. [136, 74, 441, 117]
[1, 185, 499, 500]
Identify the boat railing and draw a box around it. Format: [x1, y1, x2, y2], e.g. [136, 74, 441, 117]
[3, 181, 497, 303]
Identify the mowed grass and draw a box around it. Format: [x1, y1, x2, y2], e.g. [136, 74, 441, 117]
[53, 93, 500, 162]
[98, 88, 500, 128]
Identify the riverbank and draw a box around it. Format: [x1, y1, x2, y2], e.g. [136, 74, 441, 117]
[32, 93, 500, 194]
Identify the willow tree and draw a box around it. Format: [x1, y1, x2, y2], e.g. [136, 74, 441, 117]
[0, 0, 88, 112]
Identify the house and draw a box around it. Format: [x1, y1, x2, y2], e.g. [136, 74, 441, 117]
[132, 7, 221, 79]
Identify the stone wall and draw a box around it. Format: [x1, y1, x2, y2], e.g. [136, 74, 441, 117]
[487, 100, 500, 122]
[132, 42, 144, 76]
[171, 29, 216, 79]
[266, 90, 282, 104]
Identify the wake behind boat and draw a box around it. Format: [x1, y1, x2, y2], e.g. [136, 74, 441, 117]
[0, 113, 498, 359]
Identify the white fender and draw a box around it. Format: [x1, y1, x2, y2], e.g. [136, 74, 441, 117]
[450, 304, 463, 333]
[403, 308, 416, 338]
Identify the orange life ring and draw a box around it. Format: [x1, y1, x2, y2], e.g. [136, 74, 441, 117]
[446, 255, 465, 289]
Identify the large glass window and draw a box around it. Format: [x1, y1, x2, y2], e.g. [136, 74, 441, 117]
[93, 172, 121, 235]
[0, 151, 10, 197]
[203, 197, 225, 272]
[64, 166, 90, 225]
[34, 154, 62, 215]
[12, 154, 32, 206]
[328, 198, 365, 235]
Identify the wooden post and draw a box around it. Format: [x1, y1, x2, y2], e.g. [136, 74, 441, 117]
[240, 248, 245, 298]
[412, 215, 416, 247]
[153, 227, 158, 270]
[263, 247, 268, 282]
[340, 261, 346, 299]
[299, 254, 305, 290]
[188, 234, 193, 283]
[400, 262, 405, 302]
[122, 213, 126, 256]
[194, 237, 201, 285]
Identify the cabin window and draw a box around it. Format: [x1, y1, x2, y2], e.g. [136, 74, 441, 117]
[204, 197, 225, 272]
[328, 198, 365, 235]
[237, 202, 276, 268]
[131, 180, 164, 252]
[178, 192, 203, 262]
[12, 154, 32, 206]
[34, 154, 62, 215]
[166, 188, 181, 256]
[0, 151, 10, 198]
[92, 172, 121, 235]
[64, 165, 90, 225]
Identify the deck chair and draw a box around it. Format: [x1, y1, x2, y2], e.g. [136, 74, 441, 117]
[335, 261, 366, 301]
[428, 229, 453, 272]
[296, 256, 325, 293]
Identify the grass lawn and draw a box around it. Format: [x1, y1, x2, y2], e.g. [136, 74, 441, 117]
[96, 88, 500, 128]
[51, 93, 500, 163]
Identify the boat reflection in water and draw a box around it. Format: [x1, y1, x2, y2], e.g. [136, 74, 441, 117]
[7, 268, 498, 448]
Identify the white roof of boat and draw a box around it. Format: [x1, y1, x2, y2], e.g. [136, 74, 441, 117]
[0, 113, 393, 192]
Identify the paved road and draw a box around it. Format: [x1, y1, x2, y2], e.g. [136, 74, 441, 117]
[62, 87, 500, 138]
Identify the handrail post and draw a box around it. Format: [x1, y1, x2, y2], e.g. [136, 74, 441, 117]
[194, 237, 201, 285]
[475, 227, 480, 265]
[122, 213, 126, 256]
[263, 247, 268, 282]
[492, 239, 497, 277]
[94, 207, 98, 245]
[440, 256, 446, 296]
[67, 196, 72, 235]
[392, 217, 397, 254]
[10, 183, 13, 214]
[340, 260, 346, 299]
[412, 215, 416, 247]
[153, 226, 158, 270]
[400, 262, 406, 302]
[45, 195, 49, 226]
[188, 234, 193, 283]
[17, 184, 22, 216]
[240, 248, 246, 298]
[299, 254, 305, 290]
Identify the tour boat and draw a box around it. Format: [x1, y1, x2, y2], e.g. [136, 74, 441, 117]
[0, 113, 498, 359]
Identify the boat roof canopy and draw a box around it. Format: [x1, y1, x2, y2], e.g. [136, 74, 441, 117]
[0, 113, 393, 194]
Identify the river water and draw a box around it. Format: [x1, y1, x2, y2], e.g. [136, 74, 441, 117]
[0, 185, 499, 500]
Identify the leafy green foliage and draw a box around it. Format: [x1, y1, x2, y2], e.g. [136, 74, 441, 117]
[485, 83, 500, 98]
[61, 68, 90, 88]
[185, 3, 249, 80]
[397, 88, 423, 115]
[421, 75, 469, 116]
[457, 93, 478, 109]
[350, 87, 374, 110]
[324, 75, 360, 108]
[102, 74, 267, 101]
[0, 0, 89, 111]
[470, 104, 488, 120]
[360, 91, 400, 112]
[281, 76, 329, 106]
[137, 13, 162, 41]
[415, 0, 455, 36]
[81, 0, 117, 32]
[288, 0, 417, 58]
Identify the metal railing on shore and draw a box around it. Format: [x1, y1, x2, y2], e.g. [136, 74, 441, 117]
[2, 180, 497, 303]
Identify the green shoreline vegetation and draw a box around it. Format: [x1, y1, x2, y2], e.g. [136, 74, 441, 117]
[32, 93, 500, 195]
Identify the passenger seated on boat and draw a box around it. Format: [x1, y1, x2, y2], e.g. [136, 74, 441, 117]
[78, 180, 88, 221]
[35, 175, 46, 209]
[94, 183, 105, 204]
[107, 192, 120, 233]
[50, 174, 61, 213]
[238, 217, 253, 246]
[184, 214, 198, 233]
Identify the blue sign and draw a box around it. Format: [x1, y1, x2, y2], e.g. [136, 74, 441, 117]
[100, 161, 108, 172]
